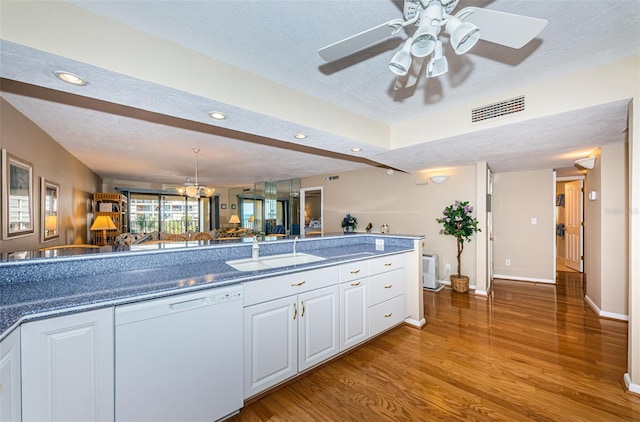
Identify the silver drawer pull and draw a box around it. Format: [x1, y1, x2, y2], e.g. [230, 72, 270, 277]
[291, 281, 306, 287]
[384, 313, 392, 318]
[350, 282, 361, 287]
[384, 284, 393, 289]
[350, 269, 361, 274]
[384, 263, 393, 267]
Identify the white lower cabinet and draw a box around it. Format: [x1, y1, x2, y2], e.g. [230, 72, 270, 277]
[339, 278, 368, 351]
[21, 308, 114, 422]
[0, 328, 21, 422]
[243, 268, 339, 399]
[368, 266, 406, 337]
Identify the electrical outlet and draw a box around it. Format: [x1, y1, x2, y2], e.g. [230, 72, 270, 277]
[506, 259, 511, 267]
[375, 239, 384, 251]
[445, 263, 451, 272]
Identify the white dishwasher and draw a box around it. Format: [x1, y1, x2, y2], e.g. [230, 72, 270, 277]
[115, 285, 243, 422]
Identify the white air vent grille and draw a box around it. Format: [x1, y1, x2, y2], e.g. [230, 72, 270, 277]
[472, 96, 524, 123]
[325, 175, 339, 181]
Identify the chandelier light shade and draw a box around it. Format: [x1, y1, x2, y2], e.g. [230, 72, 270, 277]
[177, 148, 215, 199]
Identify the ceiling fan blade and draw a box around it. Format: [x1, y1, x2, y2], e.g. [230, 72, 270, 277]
[394, 56, 426, 91]
[319, 19, 405, 62]
[456, 7, 548, 49]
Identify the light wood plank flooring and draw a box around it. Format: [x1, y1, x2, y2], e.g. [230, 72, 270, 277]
[229, 273, 640, 421]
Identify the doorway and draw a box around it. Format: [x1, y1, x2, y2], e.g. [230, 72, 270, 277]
[555, 178, 584, 272]
[300, 187, 323, 237]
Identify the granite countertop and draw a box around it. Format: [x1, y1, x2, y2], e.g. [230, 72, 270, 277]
[0, 237, 416, 340]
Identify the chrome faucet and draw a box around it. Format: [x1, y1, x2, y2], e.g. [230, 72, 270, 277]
[293, 236, 298, 256]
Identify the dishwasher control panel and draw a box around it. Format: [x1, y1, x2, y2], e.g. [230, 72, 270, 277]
[209, 289, 243, 304]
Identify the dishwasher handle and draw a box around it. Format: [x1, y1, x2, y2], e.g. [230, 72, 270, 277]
[170, 298, 206, 311]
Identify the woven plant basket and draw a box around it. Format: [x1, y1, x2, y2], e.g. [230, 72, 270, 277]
[450, 275, 470, 293]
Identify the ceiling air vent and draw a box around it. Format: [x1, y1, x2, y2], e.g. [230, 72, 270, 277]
[472, 96, 525, 123]
[325, 175, 339, 181]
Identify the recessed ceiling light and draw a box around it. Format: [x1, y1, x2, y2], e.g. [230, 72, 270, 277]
[209, 111, 227, 120]
[294, 133, 307, 140]
[351, 148, 362, 152]
[54, 71, 87, 86]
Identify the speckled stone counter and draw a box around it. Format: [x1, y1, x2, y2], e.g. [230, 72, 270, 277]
[0, 234, 422, 340]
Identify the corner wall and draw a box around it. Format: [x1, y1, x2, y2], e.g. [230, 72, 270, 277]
[0, 97, 101, 254]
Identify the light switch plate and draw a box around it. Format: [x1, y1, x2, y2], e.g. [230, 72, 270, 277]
[375, 239, 384, 251]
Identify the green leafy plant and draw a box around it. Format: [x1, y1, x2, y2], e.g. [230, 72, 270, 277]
[341, 213, 358, 230]
[436, 200, 481, 277]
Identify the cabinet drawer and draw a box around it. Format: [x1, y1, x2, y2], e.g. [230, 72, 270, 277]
[369, 253, 405, 275]
[369, 269, 404, 306]
[369, 295, 405, 337]
[338, 261, 370, 283]
[243, 266, 338, 306]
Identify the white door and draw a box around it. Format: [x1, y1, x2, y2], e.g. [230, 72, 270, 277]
[0, 328, 21, 422]
[21, 308, 114, 422]
[298, 285, 339, 371]
[339, 279, 368, 351]
[244, 296, 297, 398]
[565, 180, 584, 271]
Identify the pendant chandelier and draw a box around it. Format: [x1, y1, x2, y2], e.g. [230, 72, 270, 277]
[176, 148, 215, 199]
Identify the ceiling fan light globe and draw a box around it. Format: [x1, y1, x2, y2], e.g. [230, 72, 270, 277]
[204, 187, 216, 197]
[427, 56, 448, 78]
[388, 50, 412, 76]
[185, 185, 198, 198]
[446, 19, 480, 55]
[176, 186, 186, 195]
[410, 30, 438, 57]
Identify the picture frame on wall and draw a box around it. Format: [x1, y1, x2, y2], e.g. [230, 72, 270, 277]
[2, 149, 34, 239]
[221, 204, 227, 209]
[231, 204, 236, 210]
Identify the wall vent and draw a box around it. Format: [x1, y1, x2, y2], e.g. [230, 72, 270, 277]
[472, 95, 524, 123]
[325, 175, 339, 181]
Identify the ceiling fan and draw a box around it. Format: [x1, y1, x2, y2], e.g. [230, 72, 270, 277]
[318, 0, 548, 89]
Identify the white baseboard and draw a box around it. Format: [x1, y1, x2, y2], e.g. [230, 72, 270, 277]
[584, 295, 629, 321]
[624, 373, 640, 394]
[492, 274, 555, 284]
[404, 317, 426, 328]
[474, 289, 488, 296]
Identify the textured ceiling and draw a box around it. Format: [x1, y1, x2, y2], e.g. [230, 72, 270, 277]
[0, 0, 638, 188]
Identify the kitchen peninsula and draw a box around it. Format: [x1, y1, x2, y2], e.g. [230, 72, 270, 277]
[0, 233, 424, 422]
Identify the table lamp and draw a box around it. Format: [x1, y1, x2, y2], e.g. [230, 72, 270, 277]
[91, 215, 116, 246]
[229, 214, 240, 229]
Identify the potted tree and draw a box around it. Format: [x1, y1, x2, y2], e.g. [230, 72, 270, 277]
[436, 200, 481, 293]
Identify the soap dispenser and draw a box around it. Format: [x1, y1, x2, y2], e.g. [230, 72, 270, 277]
[252, 236, 260, 261]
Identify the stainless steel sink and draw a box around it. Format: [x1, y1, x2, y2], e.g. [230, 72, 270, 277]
[226, 253, 325, 272]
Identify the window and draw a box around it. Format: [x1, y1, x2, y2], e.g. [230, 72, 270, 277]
[127, 192, 215, 234]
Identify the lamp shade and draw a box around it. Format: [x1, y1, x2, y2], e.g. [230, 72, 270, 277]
[90, 215, 117, 231]
[445, 17, 480, 55]
[229, 215, 241, 224]
[388, 38, 413, 76]
[410, 4, 442, 58]
[45, 215, 58, 231]
[249, 215, 254, 223]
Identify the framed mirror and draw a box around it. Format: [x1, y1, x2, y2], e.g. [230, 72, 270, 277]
[41, 177, 60, 242]
[2, 149, 34, 239]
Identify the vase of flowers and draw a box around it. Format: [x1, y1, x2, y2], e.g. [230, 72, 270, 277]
[341, 213, 358, 233]
[435, 200, 481, 293]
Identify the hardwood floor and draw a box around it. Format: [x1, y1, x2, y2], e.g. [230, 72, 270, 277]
[229, 273, 640, 421]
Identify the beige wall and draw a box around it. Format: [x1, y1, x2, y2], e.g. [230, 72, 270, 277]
[585, 142, 629, 318]
[492, 169, 555, 282]
[0, 98, 101, 253]
[303, 164, 481, 286]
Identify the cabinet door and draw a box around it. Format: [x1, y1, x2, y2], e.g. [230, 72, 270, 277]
[21, 308, 114, 422]
[244, 296, 297, 398]
[0, 328, 21, 422]
[340, 279, 368, 351]
[298, 285, 339, 372]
